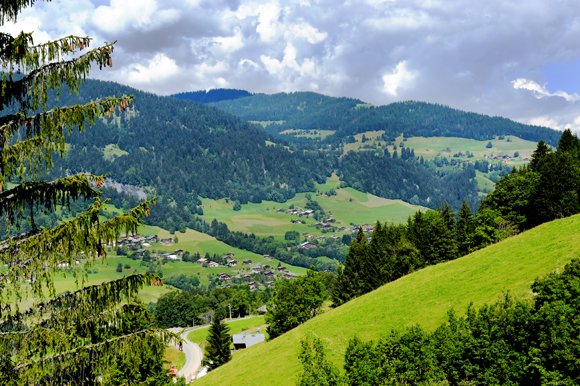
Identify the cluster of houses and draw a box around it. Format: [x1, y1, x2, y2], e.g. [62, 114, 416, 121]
[215, 261, 295, 290]
[484, 154, 529, 163]
[115, 234, 160, 249]
[196, 252, 253, 268]
[113, 233, 176, 250]
[160, 249, 183, 261]
[285, 208, 315, 216]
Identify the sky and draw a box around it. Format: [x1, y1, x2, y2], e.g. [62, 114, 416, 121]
[3, 0, 580, 132]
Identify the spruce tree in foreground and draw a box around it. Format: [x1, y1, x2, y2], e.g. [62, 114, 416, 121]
[206, 312, 232, 371]
[0, 1, 176, 384]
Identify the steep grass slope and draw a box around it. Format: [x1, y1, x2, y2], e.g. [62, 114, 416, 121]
[196, 214, 580, 386]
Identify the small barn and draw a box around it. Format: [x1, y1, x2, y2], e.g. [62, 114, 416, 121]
[232, 333, 266, 350]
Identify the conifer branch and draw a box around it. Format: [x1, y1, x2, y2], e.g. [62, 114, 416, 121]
[0, 96, 133, 186]
[0, 199, 154, 304]
[12, 328, 179, 384]
[0, 173, 102, 229]
[1, 39, 116, 111]
[0, 0, 46, 26]
[0, 273, 162, 329]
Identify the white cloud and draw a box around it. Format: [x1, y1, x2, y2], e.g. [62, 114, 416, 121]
[212, 29, 245, 54]
[121, 53, 179, 84]
[285, 22, 327, 44]
[260, 42, 316, 77]
[527, 115, 580, 134]
[382, 61, 416, 96]
[256, 2, 282, 43]
[366, 9, 434, 31]
[92, 0, 179, 33]
[512, 78, 580, 102]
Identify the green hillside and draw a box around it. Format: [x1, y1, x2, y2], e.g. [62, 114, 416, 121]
[199, 174, 427, 239]
[196, 214, 580, 386]
[212, 93, 561, 146]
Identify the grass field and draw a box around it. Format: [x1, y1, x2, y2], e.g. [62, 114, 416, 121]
[163, 347, 186, 370]
[199, 174, 427, 240]
[102, 144, 128, 160]
[249, 120, 285, 128]
[196, 213, 580, 386]
[341, 132, 541, 167]
[474, 170, 496, 193]
[280, 129, 336, 139]
[187, 316, 268, 347]
[395, 134, 540, 162]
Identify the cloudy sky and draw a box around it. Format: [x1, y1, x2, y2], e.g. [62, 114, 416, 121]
[3, 0, 580, 132]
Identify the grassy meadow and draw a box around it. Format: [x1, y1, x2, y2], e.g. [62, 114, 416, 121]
[280, 129, 336, 139]
[21, 224, 307, 308]
[102, 144, 129, 160]
[163, 347, 186, 370]
[341, 131, 540, 166]
[249, 120, 285, 128]
[196, 213, 580, 386]
[199, 174, 427, 240]
[187, 316, 268, 347]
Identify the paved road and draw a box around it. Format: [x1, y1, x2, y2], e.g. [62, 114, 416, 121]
[178, 329, 203, 383]
[169, 316, 263, 383]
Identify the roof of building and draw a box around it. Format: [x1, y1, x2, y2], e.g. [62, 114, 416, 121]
[232, 333, 266, 348]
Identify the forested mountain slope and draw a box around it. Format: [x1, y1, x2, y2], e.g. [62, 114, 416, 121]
[195, 213, 580, 386]
[46, 80, 334, 204]
[170, 88, 252, 103]
[36, 79, 480, 216]
[212, 92, 561, 146]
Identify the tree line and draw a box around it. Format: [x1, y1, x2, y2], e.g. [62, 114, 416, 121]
[152, 285, 273, 329]
[333, 129, 580, 307]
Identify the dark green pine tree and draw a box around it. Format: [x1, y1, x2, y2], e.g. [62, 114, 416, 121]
[441, 201, 456, 231]
[364, 221, 385, 291]
[456, 200, 475, 256]
[332, 228, 367, 307]
[529, 140, 552, 172]
[533, 144, 580, 223]
[383, 223, 422, 281]
[0, 1, 175, 384]
[206, 312, 232, 371]
[556, 128, 580, 154]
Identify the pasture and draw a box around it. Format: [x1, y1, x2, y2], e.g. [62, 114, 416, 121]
[199, 175, 427, 240]
[196, 213, 580, 386]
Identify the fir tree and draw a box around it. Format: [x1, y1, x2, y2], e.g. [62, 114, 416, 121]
[0, 1, 175, 384]
[557, 128, 580, 154]
[332, 227, 367, 307]
[529, 140, 552, 172]
[206, 312, 232, 371]
[456, 200, 475, 255]
[441, 201, 456, 231]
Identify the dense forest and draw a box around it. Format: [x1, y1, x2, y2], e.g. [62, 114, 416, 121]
[170, 88, 252, 104]
[152, 285, 272, 328]
[212, 92, 561, 146]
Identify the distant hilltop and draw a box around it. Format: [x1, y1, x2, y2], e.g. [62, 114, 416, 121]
[170, 88, 252, 104]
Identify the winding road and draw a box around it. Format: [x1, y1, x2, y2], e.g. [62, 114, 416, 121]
[168, 316, 263, 383]
[168, 327, 203, 383]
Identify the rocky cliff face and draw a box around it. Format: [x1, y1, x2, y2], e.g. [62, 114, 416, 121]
[101, 179, 150, 200]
